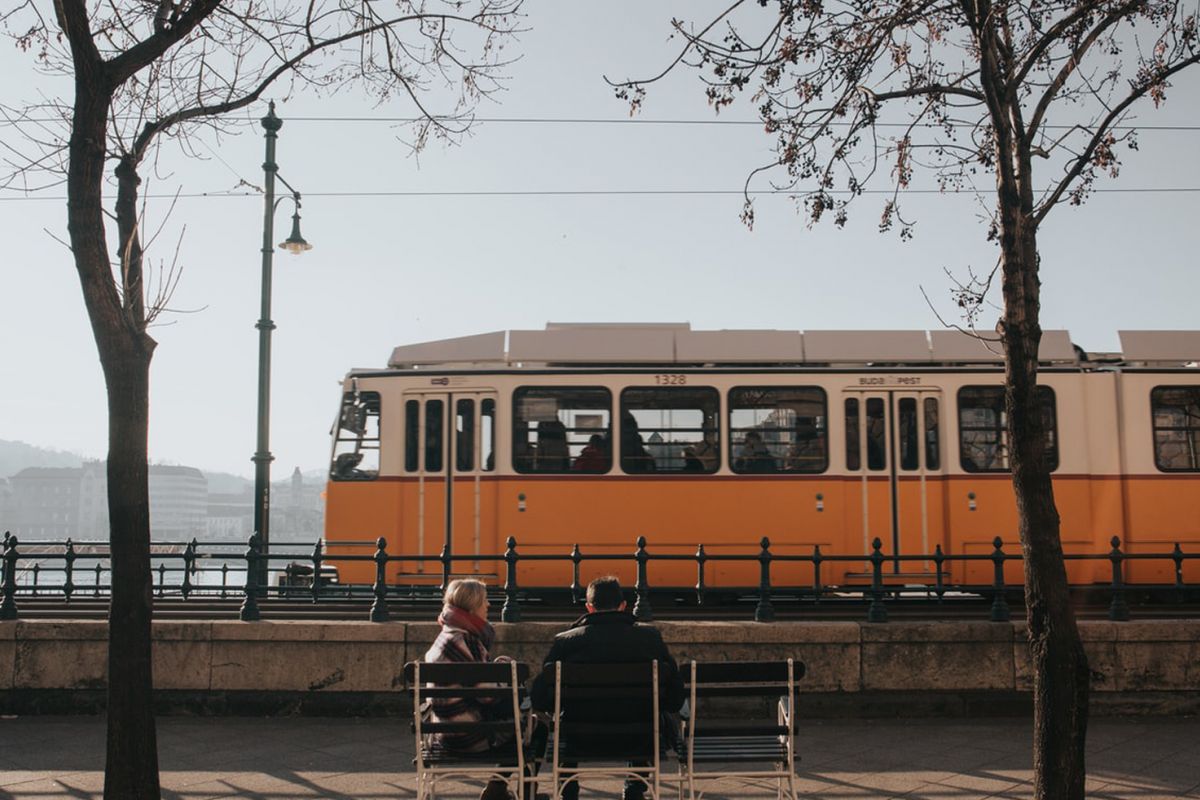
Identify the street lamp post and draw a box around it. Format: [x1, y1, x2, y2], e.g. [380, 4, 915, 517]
[254, 101, 312, 564]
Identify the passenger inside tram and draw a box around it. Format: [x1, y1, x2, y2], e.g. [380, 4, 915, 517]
[783, 417, 825, 472]
[573, 433, 611, 472]
[734, 430, 776, 473]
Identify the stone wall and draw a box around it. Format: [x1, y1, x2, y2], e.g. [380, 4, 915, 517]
[2, 619, 1197, 716]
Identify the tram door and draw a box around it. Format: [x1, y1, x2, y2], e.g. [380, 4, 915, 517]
[843, 389, 946, 575]
[402, 391, 498, 578]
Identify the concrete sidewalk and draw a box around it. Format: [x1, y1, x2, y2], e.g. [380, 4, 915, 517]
[1, 715, 1198, 799]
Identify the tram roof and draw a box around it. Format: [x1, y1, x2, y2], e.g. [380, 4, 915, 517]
[382, 324, 1107, 369]
[382, 326, 1200, 370]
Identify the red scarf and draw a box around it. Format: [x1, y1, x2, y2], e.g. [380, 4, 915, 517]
[438, 603, 495, 660]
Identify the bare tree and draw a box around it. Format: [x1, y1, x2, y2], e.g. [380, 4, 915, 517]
[1, 1, 521, 797]
[612, 2, 1198, 798]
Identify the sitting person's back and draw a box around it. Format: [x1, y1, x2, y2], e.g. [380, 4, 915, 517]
[531, 576, 684, 800]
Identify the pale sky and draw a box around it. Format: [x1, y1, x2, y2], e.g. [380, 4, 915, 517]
[2, 1, 1198, 480]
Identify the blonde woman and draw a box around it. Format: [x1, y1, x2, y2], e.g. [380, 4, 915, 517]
[424, 579, 519, 800]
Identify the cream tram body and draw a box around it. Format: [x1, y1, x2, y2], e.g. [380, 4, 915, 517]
[322, 325, 1200, 591]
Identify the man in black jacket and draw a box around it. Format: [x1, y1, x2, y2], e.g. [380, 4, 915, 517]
[531, 576, 684, 800]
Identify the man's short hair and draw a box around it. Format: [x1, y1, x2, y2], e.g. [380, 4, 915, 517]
[586, 575, 625, 610]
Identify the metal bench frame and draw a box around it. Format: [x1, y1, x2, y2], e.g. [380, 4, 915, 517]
[405, 660, 533, 800]
[541, 660, 664, 800]
[676, 659, 804, 800]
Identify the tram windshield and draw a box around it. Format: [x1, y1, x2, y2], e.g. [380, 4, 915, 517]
[330, 390, 381, 481]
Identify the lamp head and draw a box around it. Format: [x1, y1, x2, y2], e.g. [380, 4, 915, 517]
[279, 210, 312, 255]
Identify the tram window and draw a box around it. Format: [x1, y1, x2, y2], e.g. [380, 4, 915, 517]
[845, 398, 861, 470]
[456, 399, 475, 471]
[404, 400, 420, 472]
[481, 399, 496, 472]
[729, 387, 827, 474]
[866, 398, 886, 470]
[898, 398, 919, 471]
[621, 387, 721, 474]
[925, 398, 941, 470]
[330, 390, 381, 481]
[958, 386, 1058, 472]
[513, 387, 612, 473]
[425, 400, 444, 472]
[1151, 386, 1200, 471]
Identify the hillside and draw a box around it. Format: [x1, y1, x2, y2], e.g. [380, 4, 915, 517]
[0, 440, 84, 478]
[0, 440, 287, 491]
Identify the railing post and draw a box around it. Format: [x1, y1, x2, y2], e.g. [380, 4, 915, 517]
[310, 539, 324, 604]
[181, 539, 196, 600]
[811, 544, 823, 604]
[990, 536, 1011, 622]
[63, 538, 76, 601]
[632, 536, 653, 622]
[570, 544, 583, 605]
[501, 536, 521, 623]
[1108, 535, 1130, 622]
[239, 533, 262, 622]
[1, 534, 18, 620]
[933, 544, 946, 602]
[867, 537, 887, 623]
[694, 544, 707, 606]
[156, 562, 167, 597]
[755, 536, 775, 622]
[93, 562, 103, 597]
[370, 537, 390, 622]
[439, 543, 452, 594]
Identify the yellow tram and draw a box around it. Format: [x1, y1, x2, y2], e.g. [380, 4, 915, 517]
[322, 324, 1200, 591]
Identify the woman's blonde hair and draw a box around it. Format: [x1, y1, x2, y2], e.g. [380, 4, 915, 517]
[444, 578, 488, 614]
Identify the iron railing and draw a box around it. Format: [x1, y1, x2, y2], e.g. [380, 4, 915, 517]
[1, 530, 1197, 623]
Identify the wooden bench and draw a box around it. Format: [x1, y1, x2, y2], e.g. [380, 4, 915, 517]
[405, 660, 534, 800]
[676, 659, 804, 800]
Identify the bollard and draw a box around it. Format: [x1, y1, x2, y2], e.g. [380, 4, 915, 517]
[220, 562, 231, 598]
[811, 544, 824, 604]
[240, 532, 262, 622]
[63, 539, 77, 601]
[310, 539, 324, 604]
[370, 537, 390, 622]
[181, 539, 196, 600]
[694, 543, 707, 606]
[1108, 536, 1130, 622]
[93, 562, 103, 597]
[755, 537, 775, 622]
[990, 537, 1011, 622]
[157, 562, 167, 597]
[501, 536, 522, 622]
[867, 537, 887, 623]
[632, 536, 653, 622]
[1, 534, 18, 620]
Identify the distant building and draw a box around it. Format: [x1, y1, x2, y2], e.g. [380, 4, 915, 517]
[4, 467, 82, 539]
[5, 463, 208, 540]
[1, 462, 325, 543]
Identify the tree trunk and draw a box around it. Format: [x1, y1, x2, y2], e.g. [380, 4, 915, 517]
[102, 348, 160, 800]
[64, 54, 162, 800]
[996, 153, 1090, 800]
